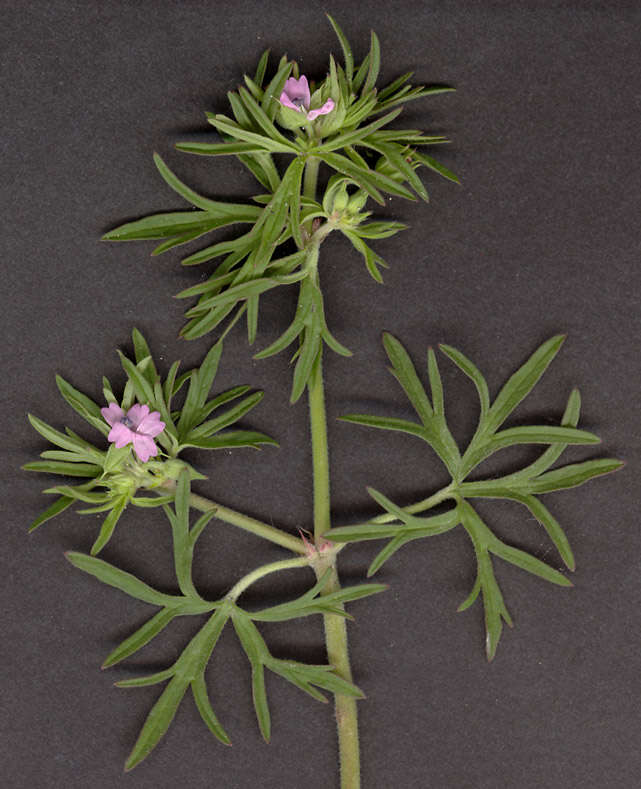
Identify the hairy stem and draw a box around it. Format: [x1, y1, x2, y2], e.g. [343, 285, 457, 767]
[227, 556, 310, 602]
[160, 481, 305, 554]
[309, 355, 331, 545]
[189, 492, 306, 555]
[309, 353, 361, 789]
[303, 154, 360, 788]
[302, 155, 320, 229]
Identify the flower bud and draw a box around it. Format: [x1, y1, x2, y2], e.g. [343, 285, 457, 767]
[332, 186, 349, 213]
[346, 190, 368, 214]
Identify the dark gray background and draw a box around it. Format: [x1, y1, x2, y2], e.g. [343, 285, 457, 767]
[3, 2, 639, 787]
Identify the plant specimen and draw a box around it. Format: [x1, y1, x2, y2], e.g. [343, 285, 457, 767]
[25, 17, 621, 788]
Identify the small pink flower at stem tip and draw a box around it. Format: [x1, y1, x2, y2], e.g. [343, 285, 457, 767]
[279, 74, 334, 119]
[100, 403, 165, 463]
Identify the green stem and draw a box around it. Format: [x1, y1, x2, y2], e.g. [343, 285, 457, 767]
[227, 556, 310, 602]
[302, 155, 320, 221]
[303, 152, 360, 788]
[308, 353, 361, 789]
[309, 355, 331, 544]
[370, 483, 456, 524]
[189, 491, 306, 555]
[160, 481, 305, 554]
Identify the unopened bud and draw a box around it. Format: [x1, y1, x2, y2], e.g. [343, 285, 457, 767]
[332, 186, 349, 212]
[346, 191, 368, 214]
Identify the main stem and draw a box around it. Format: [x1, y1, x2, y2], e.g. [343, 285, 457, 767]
[309, 351, 361, 789]
[303, 153, 360, 789]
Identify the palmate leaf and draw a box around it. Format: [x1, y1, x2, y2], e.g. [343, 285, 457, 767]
[63, 475, 228, 771]
[344, 335, 611, 483]
[340, 334, 621, 655]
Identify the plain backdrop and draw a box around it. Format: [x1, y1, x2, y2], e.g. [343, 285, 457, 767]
[3, 2, 639, 788]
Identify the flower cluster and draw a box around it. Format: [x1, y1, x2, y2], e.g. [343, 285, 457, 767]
[25, 329, 276, 554]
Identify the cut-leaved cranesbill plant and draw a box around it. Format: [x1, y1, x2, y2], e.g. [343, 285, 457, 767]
[25, 15, 622, 789]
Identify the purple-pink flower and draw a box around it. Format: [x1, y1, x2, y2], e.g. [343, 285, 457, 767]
[279, 75, 335, 120]
[101, 403, 165, 463]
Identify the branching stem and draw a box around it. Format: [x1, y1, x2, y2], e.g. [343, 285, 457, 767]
[160, 481, 305, 554]
[227, 556, 310, 602]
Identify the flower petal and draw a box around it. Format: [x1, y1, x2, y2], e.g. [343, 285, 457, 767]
[132, 434, 158, 463]
[126, 404, 149, 429]
[307, 99, 335, 121]
[101, 403, 124, 426]
[282, 75, 310, 108]
[137, 412, 166, 438]
[108, 423, 134, 448]
[279, 91, 303, 112]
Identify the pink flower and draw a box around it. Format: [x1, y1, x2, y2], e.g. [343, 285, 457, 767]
[100, 403, 165, 463]
[279, 75, 335, 120]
